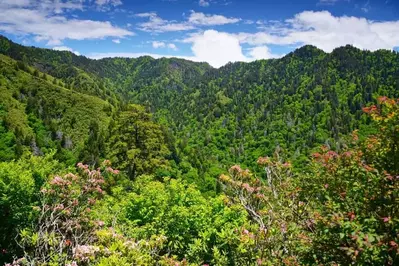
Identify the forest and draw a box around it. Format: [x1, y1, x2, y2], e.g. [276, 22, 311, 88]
[0, 35, 398, 265]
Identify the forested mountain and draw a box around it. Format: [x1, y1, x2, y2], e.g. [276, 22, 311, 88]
[1, 35, 399, 187]
[0, 35, 398, 265]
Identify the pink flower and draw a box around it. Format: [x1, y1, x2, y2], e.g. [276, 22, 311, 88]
[324, 184, 329, 189]
[327, 151, 338, 158]
[50, 176, 65, 186]
[97, 221, 105, 227]
[106, 167, 114, 173]
[257, 157, 270, 165]
[282, 162, 291, 168]
[382, 217, 391, 223]
[377, 96, 388, 103]
[312, 152, 321, 158]
[77, 162, 86, 169]
[229, 165, 242, 173]
[342, 151, 352, 158]
[54, 204, 64, 211]
[96, 186, 104, 194]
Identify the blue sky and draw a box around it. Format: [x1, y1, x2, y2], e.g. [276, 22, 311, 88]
[0, 0, 398, 67]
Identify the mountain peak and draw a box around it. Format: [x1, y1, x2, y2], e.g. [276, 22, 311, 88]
[290, 45, 325, 59]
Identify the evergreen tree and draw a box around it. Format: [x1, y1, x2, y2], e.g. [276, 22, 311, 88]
[108, 104, 170, 179]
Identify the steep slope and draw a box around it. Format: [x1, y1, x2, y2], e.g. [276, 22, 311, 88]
[0, 54, 113, 162]
[0, 36, 211, 101]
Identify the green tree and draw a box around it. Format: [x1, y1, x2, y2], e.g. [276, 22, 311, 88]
[0, 153, 61, 264]
[79, 120, 105, 167]
[108, 105, 170, 179]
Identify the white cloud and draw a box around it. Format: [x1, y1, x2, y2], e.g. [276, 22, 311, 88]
[95, 0, 122, 7]
[0, 0, 31, 7]
[248, 46, 281, 60]
[168, 43, 178, 50]
[136, 12, 195, 33]
[236, 11, 399, 52]
[152, 41, 166, 48]
[0, 4, 134, 45]
[190, 30, 247, 68]
[199, 0, 210, 7]
[135, 12, 157, 18]
[0, 0, 84, 13]
[152, 41, 178, 51]
[244, 20, 255, 25]
[188, 11, 240, 26]
[318, 0, 340, 5]
[135, 11, 240, 33]
[361, 1, 371, 13]
[52, 46, 80, 56]
[112, 39, 121, 43]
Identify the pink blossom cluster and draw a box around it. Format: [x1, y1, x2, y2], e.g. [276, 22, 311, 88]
[257, 156, 271, 165]
[105, 167, 120, 175]
[50, 176, 72, 187]
[242, 183, 255, 193]
[73, 245, 99, 262]
[241, 228, 255, 239]
[229, 165, 242, 173]
[4, 257, 26, 266]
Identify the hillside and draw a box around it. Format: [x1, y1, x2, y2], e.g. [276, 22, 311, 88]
[1, 35, 399, 186]
[0, 35, 398, 265]
[0, 53, 113, 163]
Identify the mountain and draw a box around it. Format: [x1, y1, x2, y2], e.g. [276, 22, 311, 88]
[1, 35, 399, 187]
[1, 35, 399, 265]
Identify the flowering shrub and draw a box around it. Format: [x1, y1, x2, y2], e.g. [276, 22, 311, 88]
[15, 160, 117, 265]
[303, 97, 399, 264]
[219, 152, 312, 264]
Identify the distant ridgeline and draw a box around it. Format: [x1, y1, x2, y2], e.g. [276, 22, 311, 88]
[1, 34, 399, 189]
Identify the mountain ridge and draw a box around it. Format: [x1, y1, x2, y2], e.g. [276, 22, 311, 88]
[1, 34, 399, 189]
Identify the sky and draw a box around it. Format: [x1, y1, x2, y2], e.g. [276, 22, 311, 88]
[0, 0, 399, 68]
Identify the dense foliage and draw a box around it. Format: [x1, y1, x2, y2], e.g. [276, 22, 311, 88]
[0, 36, 398, 265]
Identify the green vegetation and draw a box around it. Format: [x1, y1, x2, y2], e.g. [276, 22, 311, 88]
[0, 36, 398, 265]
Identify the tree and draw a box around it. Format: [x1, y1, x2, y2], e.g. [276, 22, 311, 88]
[108, 104, 170, 179]
[33, 69, 40, 77]
[79, 121, 104, 167]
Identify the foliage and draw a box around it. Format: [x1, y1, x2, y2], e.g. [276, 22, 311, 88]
[1, 35, 399, 265]
[219, 153, 313, 265]
[301, 97, 399, 265]
[15, 161, 119, 265]
[108, 105, 170, 179]
[0, 153, 62, 264]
